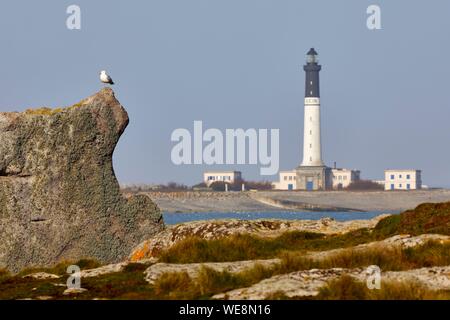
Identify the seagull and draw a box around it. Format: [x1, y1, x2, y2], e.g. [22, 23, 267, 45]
[100, 70, 114, 85]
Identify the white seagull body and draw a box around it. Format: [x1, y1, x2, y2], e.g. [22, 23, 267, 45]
[100, 70, 114, 85]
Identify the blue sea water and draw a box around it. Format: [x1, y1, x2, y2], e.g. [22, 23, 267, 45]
[162, 211, 392, 225]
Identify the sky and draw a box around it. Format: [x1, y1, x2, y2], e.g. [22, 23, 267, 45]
[0, 1, 449, 187]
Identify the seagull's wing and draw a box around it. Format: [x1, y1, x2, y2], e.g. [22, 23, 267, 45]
[107, 76, 115, 85]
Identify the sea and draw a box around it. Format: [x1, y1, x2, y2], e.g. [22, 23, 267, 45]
[162, 211, 393, 225]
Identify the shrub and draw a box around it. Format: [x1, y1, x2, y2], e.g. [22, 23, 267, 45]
[345, 180, 384, 191]
[153, 272, 197, 299]
[374, 202, 450, 236]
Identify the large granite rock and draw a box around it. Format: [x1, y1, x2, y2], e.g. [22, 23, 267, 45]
[0, 88, 164, 272]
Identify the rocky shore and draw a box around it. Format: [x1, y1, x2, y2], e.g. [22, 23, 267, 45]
[129, 215, 390, 261]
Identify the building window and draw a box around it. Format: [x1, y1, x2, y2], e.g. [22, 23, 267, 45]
[284, 176, 288, 181]
[407, 175, 411, 179]
[289, 176, 293, 181]
[391, 184, 395, 190]
[310, 144, 312, 148]
[399, 175, 402, 179]
[399, 184, 402, 188]
[310, 130, 312, 135]
[407, 184, 411, 190]
[343, 176, 347, 180]
[390, 175, 395, 180]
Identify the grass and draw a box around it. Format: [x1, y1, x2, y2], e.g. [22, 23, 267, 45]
[152, 264, 275, 300]
[152, 241, 450, 300]
[158, 201, 450, 264]
[315, 275, 450, 300]
[17, 259, 101, 277]
[0, 242, 448, 300]
[158, 229, 375, 264]
[277, 241, 450, 273]
[0, 262, 154, 300]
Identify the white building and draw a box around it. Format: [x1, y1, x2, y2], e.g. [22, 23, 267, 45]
[331, 168, 361, 189]
[272, 171, 297, 190]
[203, 171, 242, 187]
[384, 170, 422, 191]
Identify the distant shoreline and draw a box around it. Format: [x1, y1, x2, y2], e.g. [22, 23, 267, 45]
[127, 189, 450, 214]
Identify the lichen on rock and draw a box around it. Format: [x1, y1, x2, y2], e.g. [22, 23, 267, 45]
[0, 88, 164, 272]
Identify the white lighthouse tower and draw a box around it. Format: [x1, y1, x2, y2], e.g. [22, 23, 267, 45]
[301, 48, 324, 167]
[296, 48, 331, 190]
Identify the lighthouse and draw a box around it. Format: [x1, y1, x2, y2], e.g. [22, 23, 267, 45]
[273, 48, 361, 191]
[296, 48, 331, 190]
[301, 48, 324, 167]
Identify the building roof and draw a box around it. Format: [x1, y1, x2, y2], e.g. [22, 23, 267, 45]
[203, 171, 241, 174]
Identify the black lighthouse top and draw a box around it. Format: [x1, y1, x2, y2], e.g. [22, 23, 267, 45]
[304, 48, 321, 98]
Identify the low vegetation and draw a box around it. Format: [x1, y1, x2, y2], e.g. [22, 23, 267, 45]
[157, 228, 379, 264]
[269, 276, 450, 300]
[1, 241, 448, 300]
[154, 241, 450, 300]
[158, 231, 328, 263]
[209, 180, 273, 191]
[16, 259, 101, 278]
[24, 107, 64, 116]
[276, 241, 450, 273]
[1, 201, 449, 300]
[345, 180, 384, 191]
[316, 276, 450, 300]
[159, 201, 450, 264]
[373, 202, 450, 236]
[122, 180, 273, 193]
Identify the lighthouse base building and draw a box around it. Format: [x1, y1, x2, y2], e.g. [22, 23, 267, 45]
[296, 166, 332, 191]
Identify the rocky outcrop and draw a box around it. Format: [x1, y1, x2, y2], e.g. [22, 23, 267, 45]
[141, 233, 449, 287]
[0, 88, 164, 272]
[129, 215, 390, 261]
[310, 234, 450, 260]
[212, 266, 450, 300]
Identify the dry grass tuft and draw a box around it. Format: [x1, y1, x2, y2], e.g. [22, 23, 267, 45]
[317, 275, 450, 300]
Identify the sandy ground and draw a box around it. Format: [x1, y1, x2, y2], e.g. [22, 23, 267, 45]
[140, 189, 450, 213]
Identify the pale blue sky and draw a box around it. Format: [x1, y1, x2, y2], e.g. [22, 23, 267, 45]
[1, 1, 449, 187]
